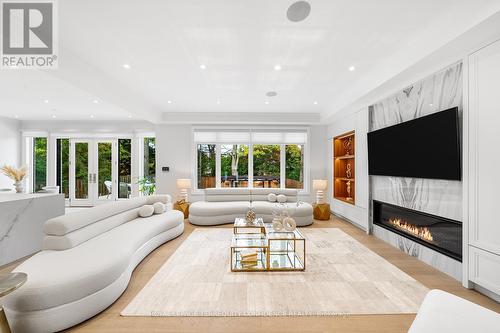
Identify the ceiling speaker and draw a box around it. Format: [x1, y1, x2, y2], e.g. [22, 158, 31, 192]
[287, 1, 311, 22]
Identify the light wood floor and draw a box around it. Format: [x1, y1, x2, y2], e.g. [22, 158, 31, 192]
[2, 216, 499, 333]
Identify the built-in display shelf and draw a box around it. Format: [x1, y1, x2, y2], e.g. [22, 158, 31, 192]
[333, 131, 355, 204]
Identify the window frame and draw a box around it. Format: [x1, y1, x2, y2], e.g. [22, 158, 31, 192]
[191, 127, 309, 195]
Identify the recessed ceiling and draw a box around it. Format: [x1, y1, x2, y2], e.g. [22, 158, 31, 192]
[0, 0, 499, 122]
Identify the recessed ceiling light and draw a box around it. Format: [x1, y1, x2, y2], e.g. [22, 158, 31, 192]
[167, 100, 172, 104]
[287, 1, 311, 22]
[274, 64, 282, 71]
[51, 114, 56, 119]
[348, 65, 356, 72]
[90, 114, 95, 119]
[122, 64, 131, 69]
[93, 99, 99, 104]
[313, 101, 318, 105]
[14, 115, 19, 119]
[127, 114, 132, 119]
[199, 64, 207, 70]
[44, 99, 49, 104]
[217, 100, 221, 105]
[266, 91, 278, 97]
[264, 101, 270, 105]
[429, 103, 434, 107]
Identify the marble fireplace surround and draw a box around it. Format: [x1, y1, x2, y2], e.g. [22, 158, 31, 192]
[368, 61, 463, 281]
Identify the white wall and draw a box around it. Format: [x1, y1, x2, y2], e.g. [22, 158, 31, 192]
[307, 125, 328, 203]
[327, 109, 369, 231]
[155, 124, 193, 201]
[0, 116, 21, 189]
[155, 124, 328, 203]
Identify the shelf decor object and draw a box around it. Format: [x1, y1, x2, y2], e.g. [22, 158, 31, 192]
[333, 131, 355, 205]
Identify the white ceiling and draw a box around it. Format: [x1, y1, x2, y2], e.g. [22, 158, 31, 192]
[1, 0, 500, 122]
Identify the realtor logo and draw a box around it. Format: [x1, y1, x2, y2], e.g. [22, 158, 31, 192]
[1, 0, 57, 68]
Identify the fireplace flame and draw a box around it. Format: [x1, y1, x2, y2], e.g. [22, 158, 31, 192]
[389, 218, 434, 242]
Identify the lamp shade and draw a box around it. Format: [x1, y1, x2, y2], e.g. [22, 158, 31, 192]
[176, 178, 192, 189]
[312, 179, 328, 191]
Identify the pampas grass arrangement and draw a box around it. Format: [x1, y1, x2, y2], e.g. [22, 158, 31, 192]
[1, 165, 28, 192]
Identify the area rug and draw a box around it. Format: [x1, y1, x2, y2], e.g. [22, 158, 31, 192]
[121, 228, 429, 316]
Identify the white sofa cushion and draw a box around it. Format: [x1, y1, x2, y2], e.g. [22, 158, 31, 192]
[251, 201, 312, 217]
[189, 201, 251, 217]
[250, 188, 297, 202]
[205, 188, 251, 202]
[43, 207, 140, 250]
[44, 197, 147, 236]
[267, 193, 277, 202]
[44, 195, 171, 236]
[409, 289, 500, 333]
[7, 210, 183, 313]
[276, 194, 287, 203]
[153, 202, 166, 214]
[139, 205, 154, 217]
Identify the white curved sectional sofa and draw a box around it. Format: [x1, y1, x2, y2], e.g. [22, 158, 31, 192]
[3, 195, 184, 333]
[189, 188, 313, 226]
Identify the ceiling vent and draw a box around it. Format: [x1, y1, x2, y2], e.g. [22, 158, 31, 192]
[287, 1, 311, 22]
[266, 91, 278, 97]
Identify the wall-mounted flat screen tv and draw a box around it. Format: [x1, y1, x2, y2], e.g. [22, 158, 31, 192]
[367, 107, 461, 180]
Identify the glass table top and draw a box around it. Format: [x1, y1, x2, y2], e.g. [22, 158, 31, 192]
[234, 217, 264, 228]
[0, 272, 27, 298]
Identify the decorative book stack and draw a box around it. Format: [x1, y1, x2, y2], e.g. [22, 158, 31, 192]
[240, 250, 258, 268]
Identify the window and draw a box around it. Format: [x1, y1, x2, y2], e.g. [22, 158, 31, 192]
[138, 137, 156, 196]
[194, 129, 308, 192]
[118, 139, 132, 198]
[74, 141, 89, 199]
[221, 144, 248, 187]
[97, 142, 113, 199]
[33, 137, 47, 192]
[253, 144, 280, 188]
[143, 137, 156, 182]
[197, 144, 216, 189]
[56, 138, 70, 198]
[285, 144, 304, 189]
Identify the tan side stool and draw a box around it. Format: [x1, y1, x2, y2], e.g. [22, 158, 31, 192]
[312, 203, 331, 220]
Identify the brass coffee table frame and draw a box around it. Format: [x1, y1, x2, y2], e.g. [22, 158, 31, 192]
[231, 219, 305, 272]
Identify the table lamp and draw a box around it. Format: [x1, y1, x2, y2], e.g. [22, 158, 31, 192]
[176, 178, 192, 202]
[312, 179, 328, 204]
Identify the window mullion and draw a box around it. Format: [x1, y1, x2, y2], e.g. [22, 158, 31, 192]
[280, 144, 285, 189]
[215, 144, 221, 188]
[248, 144, 253, 188]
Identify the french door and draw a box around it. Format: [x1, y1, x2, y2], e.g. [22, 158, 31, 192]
[69, 139, 118, 206]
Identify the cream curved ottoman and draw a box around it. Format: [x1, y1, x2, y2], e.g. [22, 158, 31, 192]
[409, 289, 500, 333]
[3, 195, 184, 333]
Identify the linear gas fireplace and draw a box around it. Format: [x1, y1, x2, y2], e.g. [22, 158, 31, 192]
[373, 200, 462, 261]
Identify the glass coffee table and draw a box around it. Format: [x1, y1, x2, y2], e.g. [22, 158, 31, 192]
[230, 218, 305, 272]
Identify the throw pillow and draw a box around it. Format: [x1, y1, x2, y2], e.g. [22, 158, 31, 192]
[138, 205, 154, 217]
[267, 193, 277, 202]
[277, 194, 287, 203]
[153, 202, 166, 214]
